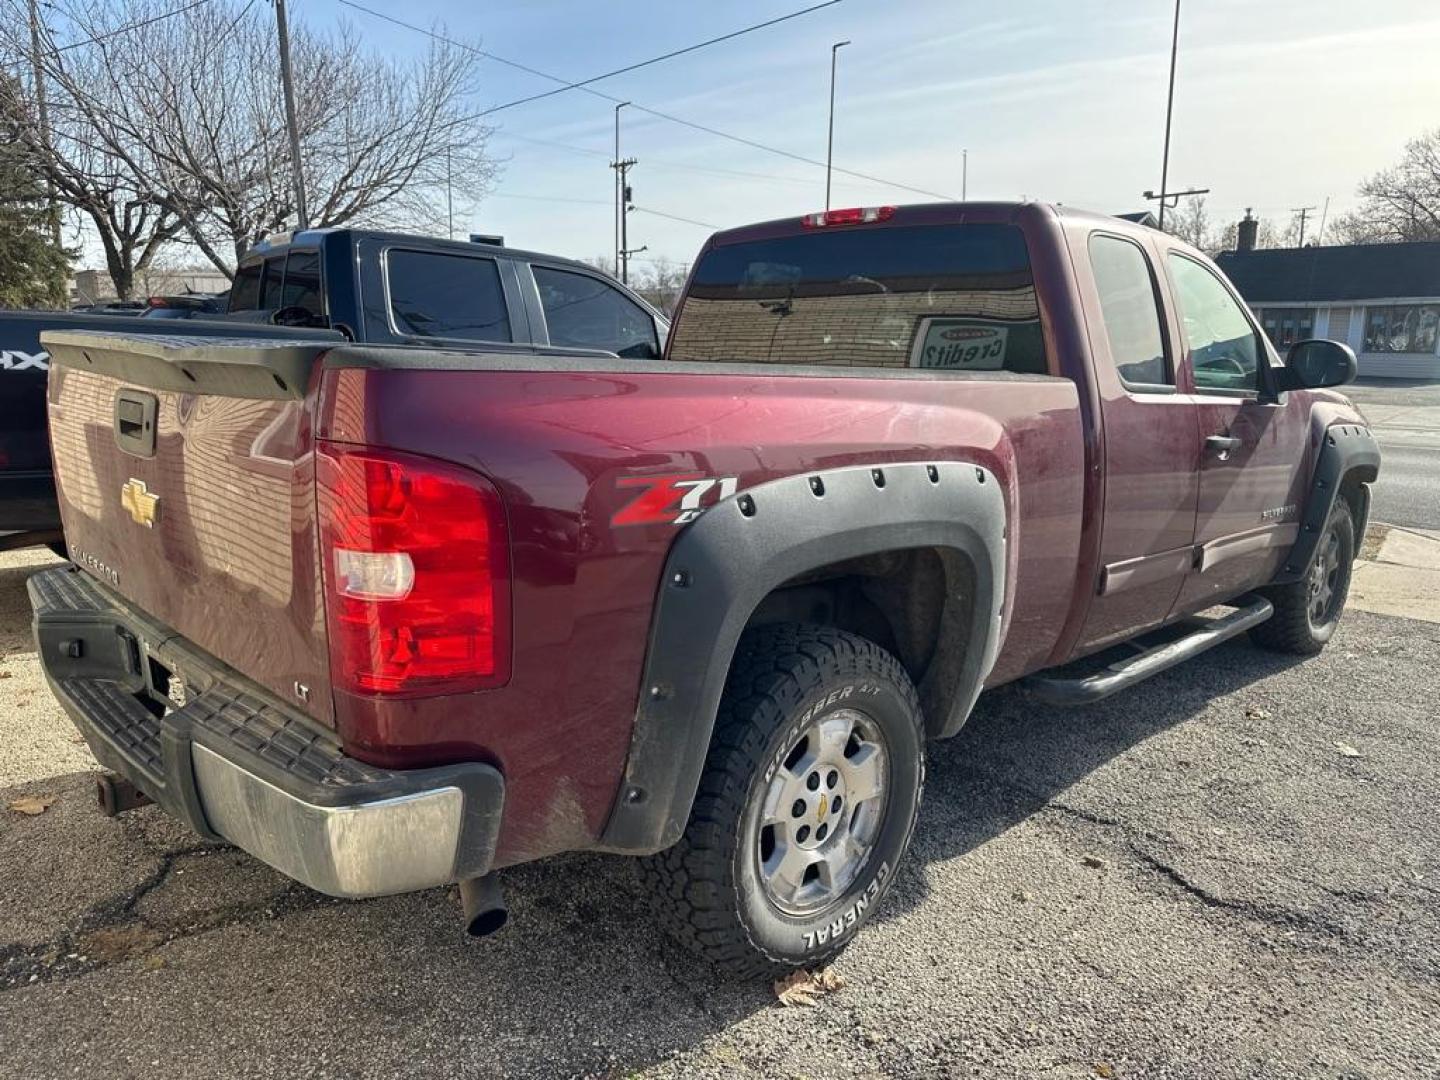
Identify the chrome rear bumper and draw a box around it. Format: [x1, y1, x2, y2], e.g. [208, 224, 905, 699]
[30, 565, 503, 899]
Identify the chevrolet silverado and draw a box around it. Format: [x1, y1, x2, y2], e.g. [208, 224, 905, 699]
[30, 202, 1377, 976]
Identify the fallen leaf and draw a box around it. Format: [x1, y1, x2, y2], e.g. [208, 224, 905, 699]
[1081, 854, 1107, 870]
[773, 967, 846, 1007]
[1013, 888, 1034, 902]
[0, 670, 12, 679]
[1335, 741, 1361, 758]
[7, 793, 58, 816]
[1243, 706, 1271, 721]
[1093, 1064, 1116, 1079]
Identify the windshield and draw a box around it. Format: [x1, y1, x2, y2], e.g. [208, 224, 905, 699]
[668, 222, 1047, 374]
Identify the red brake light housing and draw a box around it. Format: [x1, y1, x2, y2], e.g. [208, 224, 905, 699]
[317, 443, 511, 696]
[801, 205, 896, 228]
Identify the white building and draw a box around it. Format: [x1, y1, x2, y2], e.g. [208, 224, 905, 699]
[1216, 240, 1440, 380]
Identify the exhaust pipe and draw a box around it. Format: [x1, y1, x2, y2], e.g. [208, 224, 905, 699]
[458, 873, 508, 938]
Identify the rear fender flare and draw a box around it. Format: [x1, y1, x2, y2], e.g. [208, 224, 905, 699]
[599, 461, 1008, 855]
[1273, 422, 1380, 584]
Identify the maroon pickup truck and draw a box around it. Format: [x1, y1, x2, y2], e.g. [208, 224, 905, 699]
[31, 202, 1378, 976]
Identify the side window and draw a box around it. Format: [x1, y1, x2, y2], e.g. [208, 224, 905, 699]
[532, 266, 659, 359]
[257, 256, 286, 310]
[1168, 255, 1261, 392]
[279, 250, 322, 316]
[386, 250, 511, 342]
[229, 262, 262, 312]
[1089, 234, 1169, 387]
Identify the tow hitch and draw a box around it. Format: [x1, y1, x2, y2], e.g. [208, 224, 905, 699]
[96, 772, 152, 816]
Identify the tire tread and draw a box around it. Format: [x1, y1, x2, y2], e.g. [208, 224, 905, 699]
[640, 624, 923, 978]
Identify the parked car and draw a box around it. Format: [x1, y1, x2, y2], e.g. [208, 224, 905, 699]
[30, 202, 1376, 977]
[0, 230, 670, 551]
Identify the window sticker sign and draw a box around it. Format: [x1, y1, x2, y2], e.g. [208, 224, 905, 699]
[910, 318, 1010, 370]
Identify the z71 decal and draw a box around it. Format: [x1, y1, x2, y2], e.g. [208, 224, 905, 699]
[612, 473, 739, 527]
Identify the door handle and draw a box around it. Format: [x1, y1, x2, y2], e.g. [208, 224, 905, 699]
[1205, 434, 1240, 459]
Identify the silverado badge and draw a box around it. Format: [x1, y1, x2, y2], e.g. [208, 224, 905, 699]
[120, 478, 159, 528]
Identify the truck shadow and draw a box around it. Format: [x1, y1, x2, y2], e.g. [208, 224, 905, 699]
[0, 555, 1312, 1076]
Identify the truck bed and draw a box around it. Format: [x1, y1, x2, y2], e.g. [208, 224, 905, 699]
[41, 333, 1083, 865]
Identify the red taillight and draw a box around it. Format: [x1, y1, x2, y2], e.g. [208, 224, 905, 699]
[317, 444, 511, 696]
[801, 205, 896, 228]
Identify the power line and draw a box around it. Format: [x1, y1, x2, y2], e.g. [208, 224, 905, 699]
[473, 1, 843, 118]
[633, 206, 720, 230]
[336, 0, 958, 202]
[489, 191, 718, 230]
[498, 132, 828, 189]
[50, 0, 214, 52]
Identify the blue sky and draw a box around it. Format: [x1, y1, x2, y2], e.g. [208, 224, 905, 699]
[298, 0, 1440, 268]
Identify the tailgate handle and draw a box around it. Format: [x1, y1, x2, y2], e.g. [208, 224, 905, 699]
[114, 390, 159, 458]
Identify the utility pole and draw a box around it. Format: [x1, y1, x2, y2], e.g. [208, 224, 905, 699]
[1315, 196, 1331, 246]
[615, 160, 640, 284]
[825, 40, 850, 211]
[962, 148, 968, 202]
[1291, 205, 1317, 247]
[27, 0, 60, 247]
[274, 0, 309, 229]
[446, 147, 453, 239]
[1157, 0, 1181, 232]
[612, 102, 630, 274]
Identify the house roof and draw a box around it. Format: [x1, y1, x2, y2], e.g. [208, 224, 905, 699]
[1216, 241, 1440, 303]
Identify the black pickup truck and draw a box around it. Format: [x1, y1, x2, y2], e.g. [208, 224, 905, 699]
[0, 230, 670, 551]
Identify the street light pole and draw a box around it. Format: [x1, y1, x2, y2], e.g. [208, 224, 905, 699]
[1157, 0, 1181, 232]
[274, 0, 309, 229]
[825, 40, 850, 211]
[612, 102, 630, 274]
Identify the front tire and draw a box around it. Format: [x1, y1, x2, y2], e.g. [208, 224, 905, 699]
[1251, 502, 1356, 655]
[642, 624, 925, 978]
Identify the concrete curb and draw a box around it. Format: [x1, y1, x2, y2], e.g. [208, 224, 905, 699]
[1350, 523, 1440, 624]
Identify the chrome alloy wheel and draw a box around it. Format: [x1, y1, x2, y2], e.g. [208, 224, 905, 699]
[1307, 527, 1342, 627]
[753, 708, 889, 915]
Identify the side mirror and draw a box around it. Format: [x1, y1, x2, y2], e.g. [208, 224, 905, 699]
[1281, 339, 1357, 390]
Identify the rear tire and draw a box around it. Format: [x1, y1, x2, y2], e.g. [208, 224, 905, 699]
[1250, 502, 1355, 655]
[641, 624, 925, 979]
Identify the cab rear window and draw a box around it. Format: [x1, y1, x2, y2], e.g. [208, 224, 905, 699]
[669, 222, 1047, 373]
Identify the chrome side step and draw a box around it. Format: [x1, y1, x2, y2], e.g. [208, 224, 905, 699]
[1024, 596, 1274, 707]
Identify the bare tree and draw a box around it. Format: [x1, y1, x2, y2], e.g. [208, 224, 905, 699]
[1331, 128, 1440, 244]
[2, 0, 497, 288]
[582, 254, 619, 278]
[0, 22, 182, 300]
[1163, 194, 1213, 250]
[634, 256, 688, 315]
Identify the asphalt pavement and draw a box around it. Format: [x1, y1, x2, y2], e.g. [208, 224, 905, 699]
[1347, 380, 1440, 530]
[2, 541, 1439, 1079]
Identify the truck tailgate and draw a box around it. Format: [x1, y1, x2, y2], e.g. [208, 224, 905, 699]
[43, 331, 337, 726]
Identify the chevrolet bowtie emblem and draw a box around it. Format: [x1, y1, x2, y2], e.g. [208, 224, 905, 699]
[816, 792, 829, 822]
[120, 478, 159, 528]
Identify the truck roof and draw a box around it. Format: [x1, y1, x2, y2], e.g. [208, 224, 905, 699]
[703, 201, 1160, 248]
[240, 226, 606, 277]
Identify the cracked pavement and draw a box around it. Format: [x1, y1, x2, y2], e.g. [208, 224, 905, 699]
[2, 545, 1439, 1077]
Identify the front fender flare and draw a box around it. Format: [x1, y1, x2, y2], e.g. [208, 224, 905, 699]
[1272, 422, 1380, 584]
[599, 461, 1008, 854]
